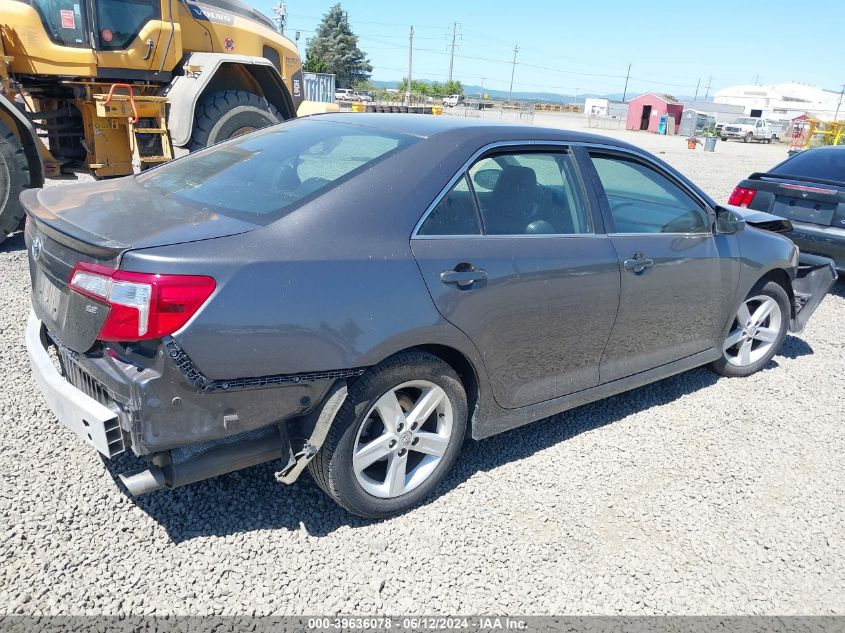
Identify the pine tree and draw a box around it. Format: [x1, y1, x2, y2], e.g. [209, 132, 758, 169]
[302, 4, 372, 87]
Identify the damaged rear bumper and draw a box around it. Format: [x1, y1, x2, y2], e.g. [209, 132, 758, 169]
[790, 252, 838, 334]
[25, 311, 355, 495]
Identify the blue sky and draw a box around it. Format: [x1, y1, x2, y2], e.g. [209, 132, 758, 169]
[259, 1, 845, 97]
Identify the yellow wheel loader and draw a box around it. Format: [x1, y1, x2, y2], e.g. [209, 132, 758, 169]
[0, 0, 317, 241]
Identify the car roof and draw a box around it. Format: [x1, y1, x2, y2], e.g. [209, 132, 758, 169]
[305, 112, 638, 149]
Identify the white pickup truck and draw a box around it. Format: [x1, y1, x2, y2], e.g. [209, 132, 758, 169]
[720, 118, 779, 143]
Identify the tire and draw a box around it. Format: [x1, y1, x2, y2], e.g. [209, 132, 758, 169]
[0, 121, 30, 241]
[188, 90, 282, 151]
[744, 132, 753, 143]
[308, 351, 467, 519]
[720, 137, 727, 142]
[710, 280, 790, 378]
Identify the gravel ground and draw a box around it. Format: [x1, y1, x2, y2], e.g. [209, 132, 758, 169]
[1, 122, 843, 616]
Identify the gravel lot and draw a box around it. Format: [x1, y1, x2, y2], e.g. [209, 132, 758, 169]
[1, 120, 843, 616]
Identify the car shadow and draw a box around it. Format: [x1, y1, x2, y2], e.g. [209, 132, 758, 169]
[106, 366, 725, 542]
[778, 335, 814, 359]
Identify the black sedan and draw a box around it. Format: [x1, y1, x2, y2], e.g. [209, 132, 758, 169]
[729, 145, 845, 272]
[24, 114, 837, 518]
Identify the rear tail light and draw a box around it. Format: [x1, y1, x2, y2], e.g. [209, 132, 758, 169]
[728, 186, 757, 208]
[69, 262, 215, 341]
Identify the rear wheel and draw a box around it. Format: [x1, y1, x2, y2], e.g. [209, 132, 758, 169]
[188, 90, 282, 151]
[0, 121, 30, 241]
[308, 351, 467, 518]
[710, 280, 790, 377]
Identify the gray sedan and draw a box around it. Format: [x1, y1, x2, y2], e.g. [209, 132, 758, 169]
[23, 114, 837, 518]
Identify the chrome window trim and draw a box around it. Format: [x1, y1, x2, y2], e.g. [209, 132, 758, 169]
[411, 140, 595, 239]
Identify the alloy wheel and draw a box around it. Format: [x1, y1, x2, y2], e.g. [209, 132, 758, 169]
[352, 380, 453, 498]
[723, 295, 783, 367]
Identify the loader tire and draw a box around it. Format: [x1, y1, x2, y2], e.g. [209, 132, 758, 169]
[0, 121, 30, 242]
[188, 90, 282, 151]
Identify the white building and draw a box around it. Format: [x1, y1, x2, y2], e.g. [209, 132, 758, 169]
[713, 82, 843, 121]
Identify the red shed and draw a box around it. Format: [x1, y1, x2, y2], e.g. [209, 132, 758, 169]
[626, 93, 684, 134]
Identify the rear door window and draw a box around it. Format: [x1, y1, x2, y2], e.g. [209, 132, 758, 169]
[138, 120, 416, 223]
[417, 175, 481, 236]
[468, 151, 592, 235]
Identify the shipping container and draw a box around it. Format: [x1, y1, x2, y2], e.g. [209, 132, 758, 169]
[303, 72, 336, 103]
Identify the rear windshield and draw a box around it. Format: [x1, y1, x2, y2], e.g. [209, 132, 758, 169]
[770, 149, 845, 184]
[137, 119, 416, 223]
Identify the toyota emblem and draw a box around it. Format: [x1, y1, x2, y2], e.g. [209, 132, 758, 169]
[31, 235, 43, 262]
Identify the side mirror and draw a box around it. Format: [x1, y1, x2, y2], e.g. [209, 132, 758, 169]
[715, 206, 747, 234]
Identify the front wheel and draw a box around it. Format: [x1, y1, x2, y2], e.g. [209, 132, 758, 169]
[189, 90, 282, 151]
[308, 351, 467, 518]
[744, 132, 753, 143]
[710, 280, 790, 377]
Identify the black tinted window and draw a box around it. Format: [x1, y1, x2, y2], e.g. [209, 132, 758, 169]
[138, 120, 415, 223]
[418, 175, 481, 236]
[771, 149, 845, 183]
[30, 0, 88, 47]
[590, 155, 709, 234]
[96, 0, 157, 49]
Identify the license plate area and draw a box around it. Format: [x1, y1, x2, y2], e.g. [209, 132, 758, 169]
[774, 199, 835, 226]
[33, 268, 69, 325]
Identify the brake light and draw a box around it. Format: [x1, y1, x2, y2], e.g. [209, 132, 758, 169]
[69, 262, 215, 341]
[728, 186, 757, 208]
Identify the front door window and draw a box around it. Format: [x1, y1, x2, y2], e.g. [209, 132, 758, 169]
[95, 0, 158, 49]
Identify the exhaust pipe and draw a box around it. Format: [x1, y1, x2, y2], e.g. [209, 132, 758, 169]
[119, 428, 284, 496]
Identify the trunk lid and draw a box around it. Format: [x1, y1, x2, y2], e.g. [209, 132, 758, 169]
[743, 173, 845, 228]
[23, 177, 257, 352]
[21, 176, 258, 251]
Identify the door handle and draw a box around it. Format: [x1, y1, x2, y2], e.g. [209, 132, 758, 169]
[440, 268, 487, 287]
[623, 254, 655, 273]
[143, 39, 155, 61]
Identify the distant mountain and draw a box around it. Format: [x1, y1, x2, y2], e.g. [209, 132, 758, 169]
[371, 79, 707, 103]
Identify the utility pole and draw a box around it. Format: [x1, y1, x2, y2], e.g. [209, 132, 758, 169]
[693, 78, 700, 102]
[621, 62, 631, 102]
[447, 22, 460, 83]
[508, 44, 519, 101]
[835, 84, 845, 122]
[406, 25, 414, 106]
[753, 73, 760, 85]
[480, 76, 486, 100]
[704, 75, 713, 100]
[271, 1, 286, 34]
